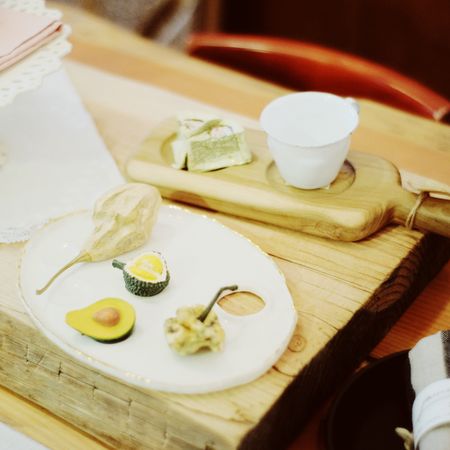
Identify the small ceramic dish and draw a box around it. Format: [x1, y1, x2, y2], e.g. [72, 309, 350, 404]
[260, 92, 359, 189]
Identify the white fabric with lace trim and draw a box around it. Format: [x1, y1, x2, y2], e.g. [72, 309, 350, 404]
[0, 68, 124, 243]
[0, 0, 72, 107]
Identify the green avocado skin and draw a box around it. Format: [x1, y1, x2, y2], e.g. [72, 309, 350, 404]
[122, 270, 170, 297]
[91, 326, 135, 344]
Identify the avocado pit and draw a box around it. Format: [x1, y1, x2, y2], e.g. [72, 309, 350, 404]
[93, 307, 121, 327]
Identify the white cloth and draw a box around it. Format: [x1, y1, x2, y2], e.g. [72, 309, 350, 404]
[409, 330, 450, 450]
[0, 67, 124, 242]
[0, 422, 48, 450]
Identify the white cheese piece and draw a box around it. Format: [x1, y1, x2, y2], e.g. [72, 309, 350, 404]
[171, 113, 252, 172]
[171, 139, 188, 169]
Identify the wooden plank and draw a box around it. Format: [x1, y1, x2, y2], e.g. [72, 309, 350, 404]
[372, 263, 450, 357]
[128, 123, 449, 240]
[0, 385, 108, 450]
[0, 60, 449, 449]
[0, 4, 448, 449]
[1, 229, 448, 449]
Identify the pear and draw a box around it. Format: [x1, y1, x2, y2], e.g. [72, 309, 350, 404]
[36, 183, 161, 295]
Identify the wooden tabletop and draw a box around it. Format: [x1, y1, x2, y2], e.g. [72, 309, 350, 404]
[0, 3, 449, 449]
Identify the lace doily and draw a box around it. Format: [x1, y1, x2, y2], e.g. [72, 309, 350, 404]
[0, 68, 124, 243]
[0, 0, 72, 107]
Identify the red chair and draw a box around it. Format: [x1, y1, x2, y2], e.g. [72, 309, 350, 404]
[187, 33, 450, 121]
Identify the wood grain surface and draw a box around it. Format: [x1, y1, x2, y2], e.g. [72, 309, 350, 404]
[0, 3, 449, 450]
[128, 118, 450, 240]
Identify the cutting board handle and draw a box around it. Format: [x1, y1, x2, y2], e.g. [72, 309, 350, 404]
[393, 189, 450, 238]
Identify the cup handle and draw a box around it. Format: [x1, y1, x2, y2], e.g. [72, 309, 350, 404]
[345, 97, 360, 114]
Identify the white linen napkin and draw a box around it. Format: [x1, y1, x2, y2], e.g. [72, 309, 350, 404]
[408, 330, 450, 450]
[0, 422, 48, 450]
[0, 67, 124, 242]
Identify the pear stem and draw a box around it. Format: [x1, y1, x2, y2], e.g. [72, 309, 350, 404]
[36, 253, 89, 295]
[197, 285, 238, 322]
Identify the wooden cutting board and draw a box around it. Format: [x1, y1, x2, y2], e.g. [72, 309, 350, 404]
[127, 117, 450, 241]
[0, 61, 449, 450]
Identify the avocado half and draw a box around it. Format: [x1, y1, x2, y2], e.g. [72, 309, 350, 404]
[65, 298, 136, 343]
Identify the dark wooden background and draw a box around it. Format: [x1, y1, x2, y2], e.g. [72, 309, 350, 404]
[219, 0, 450, 98]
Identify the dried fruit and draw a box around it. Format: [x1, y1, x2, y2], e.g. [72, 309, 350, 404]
[164, 285, 237, 355]
[36, 183, 161, 295]
[113, 252, 170, 297]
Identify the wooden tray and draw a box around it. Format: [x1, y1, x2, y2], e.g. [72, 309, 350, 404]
[127, 118, 450, 241]
[1, 61, 450, 450]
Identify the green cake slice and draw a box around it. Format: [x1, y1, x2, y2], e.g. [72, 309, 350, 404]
[171, 113, 252, 172]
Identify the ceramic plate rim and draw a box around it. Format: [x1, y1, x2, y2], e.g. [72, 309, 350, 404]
[18, 205, 297, 393]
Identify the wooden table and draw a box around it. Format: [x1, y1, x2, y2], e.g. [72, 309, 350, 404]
[0, 4, 449, 449]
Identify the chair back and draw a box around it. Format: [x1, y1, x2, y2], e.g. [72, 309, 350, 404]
[188, 33, 450, 121]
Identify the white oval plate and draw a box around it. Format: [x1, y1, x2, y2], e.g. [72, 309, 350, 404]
[19, 206, 297, 393]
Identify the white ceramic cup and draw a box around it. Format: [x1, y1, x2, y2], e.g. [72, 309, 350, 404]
[260, 92, 359, 189]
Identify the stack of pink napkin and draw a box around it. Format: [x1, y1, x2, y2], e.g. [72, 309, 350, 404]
[0, 6, 62, 71]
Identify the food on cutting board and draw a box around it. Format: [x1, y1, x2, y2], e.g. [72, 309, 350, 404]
[171, 112, 252, 172]
[65, 298, 136, 343]
[164, 285, 237, 355]
[113, 251, 169, 297]
[36, 183, 162, 295]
